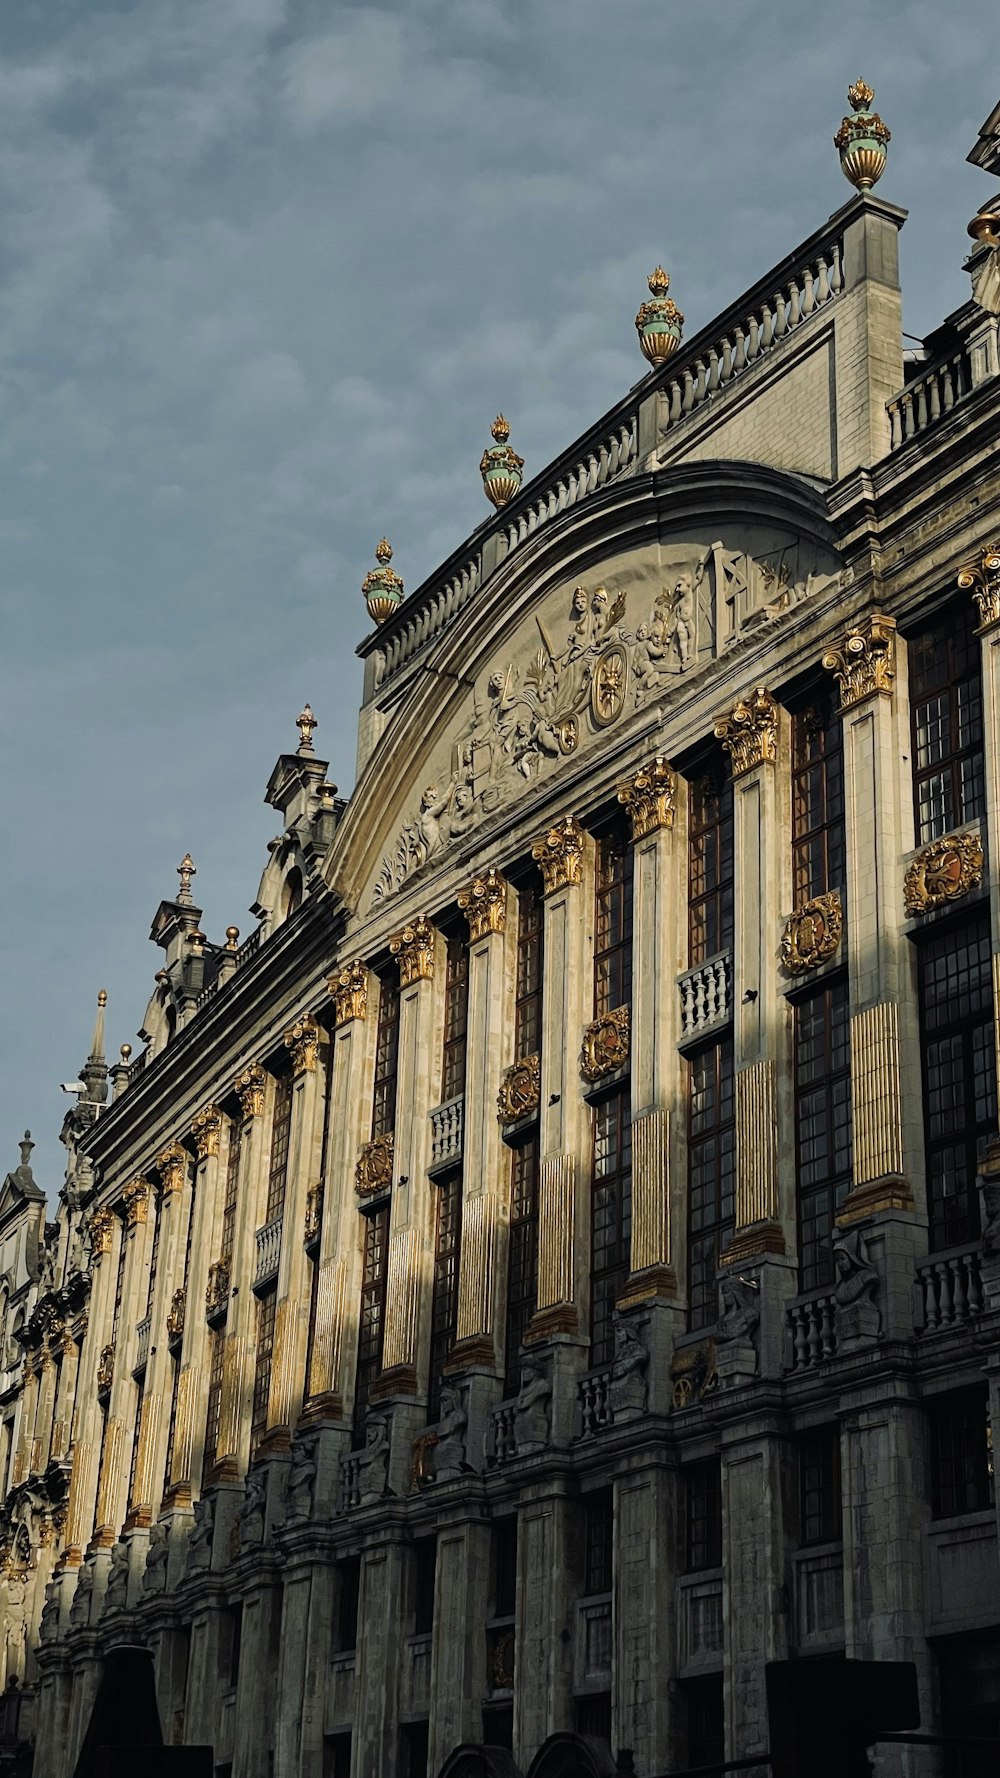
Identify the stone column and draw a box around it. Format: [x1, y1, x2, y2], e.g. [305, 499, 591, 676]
[274, 1557, 335, 1778]
[166, 1104, 224, 1501]
[232, 1574, 284, 1778]
[94, 1178, 153, 1544]
[613, 1465, 678, 1773]
[958, 544, 1000, 1104]
[62, 1206, 119, 1559]
[50, 1330, 79, 1465]
[513, 1485, 576, 1770]
[353, 1536, 408, 1778]
[265, 1015, 329, 1443]
[216, 1064, 270, 1479]
[128, 1143, 188, 1527]
[720, 1419, 792, 1760]
[428, 1513, 492, 1774]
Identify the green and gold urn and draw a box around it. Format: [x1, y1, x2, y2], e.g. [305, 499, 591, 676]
[635, 266, 684, 367]
[480, 416, 524, 509]
[834, 79, 890, 192]
[362, 538, 404, 625]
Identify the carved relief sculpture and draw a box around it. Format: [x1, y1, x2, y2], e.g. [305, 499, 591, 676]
[497, 1054, 541, 1125]
[532, 815, 585, 895]
[358, 1414, 390, 1506]
[330, 960, 368, 1027]
[513, 1355, 551, 1455]
[580, 1006, 631, 1083]
[671, 1341, 717, 1409]
[155, 1144, 187, 1195]
[715, 1275, 760, 1388]
[957, 540, 1000, 629]
[166, 1288, 185, 1340]
[205, 1261, 230, 1320]
[433, 1382, 469, 1482]
[286, 1435, 318, 1521]
[389, 916, 436, 986]
[617, 755, 676, 839]
[833, 1228, 881, 1347]
[904, 830, 984, 916]
[238, 1470, 267, 1548]
[304, 1184, 323, 1246]
[190, 1104, 224, 1161]
[104, 1539, 130, 1610]
[284, 1014, 320, 1075]
[713, 687, 779, 776]
[822, 613, 896, 709]
[355, 1134, 394, 1199]
[780, 891, 843, 973]
[186, 1496, 214, 1572]
[96, 1344, 115, 1394]
[143, 1523, 169, 1593]
[234, 1063, 267, 1121]
[88, 1208, 114, 1260]
[608, 1320, 648, 1421]
[457, 867, 508, 941]
[69, 1558, 95, 1625]
[122, 1178, 150, 1229]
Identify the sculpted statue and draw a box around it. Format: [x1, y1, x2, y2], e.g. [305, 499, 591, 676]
[514, 1356, 551, 1455]
[433, 1383, 468, 1482]
[186, 1496, 214, 1573]
[718, 1276, 761, 1344]
[286, 1436, 318, 1521]
[833, 1230, 879, 1307]
[69, 1559, 95, 1626]
[238, 1470, 267, 1548]
[39, 1577, 61, 1643]
[981, 1177, 1000, 1258]
[143, 1523, 169, 1594]
[358, 1414, 390, 1507]
[104, 1540, 130, 1611]
[608, 1320, 648, 1421]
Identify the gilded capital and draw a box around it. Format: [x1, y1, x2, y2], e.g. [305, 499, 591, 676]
[957, 541, 1000, 630]
[532, 815, 585, 895]
[356, 1133, 394, 1198]
[122, 1178, 150, 1228]
[617, 755, 676, 839]
[155, 1142, 187, 1195]
[190, 1104, 224, 1161]
[904, 830, 984, 916]
[284, 1013, 321, 1075]
[713, 688, 779, 776]
[234, 1062, 267, 1120]
[330, 960, 368, 1027]
[822, 614, 895, 708]
[580, 1006, 631, 1083]
[88, 1209, 114, 1258]
[457, 867, 508, 941]
[389, 915, 436, 987]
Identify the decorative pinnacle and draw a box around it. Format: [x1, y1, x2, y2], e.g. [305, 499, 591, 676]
[87, 988, 107, 1065]
[225, 925, 240, 949]
[176, 854, 196, 903]
[120, 1043, 132, 1062]
[296, 704, 317, 754]
[647, 266, 670, 296]
[491, 415, 511, 443]
[375, 538, 393, 564]
[19, 1132, 34, 1168]
[97, 989, 107, 1009]
[847, 77, 875, 110]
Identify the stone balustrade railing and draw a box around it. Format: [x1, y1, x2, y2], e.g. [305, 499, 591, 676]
[371, 558, 480, 693]
[429, 1096, 464, 1172]
[786, 1288, 838, 1372]
[915, 1244, 983, 1334]
[887, 346, 971, 451]
[134, 1316, 151, 1373]
[486, 1399, 519, 1467]
[235, 925, 262, 969]
[254, 1216, 283, 1288]
[339, 1450, 363, 1512]
[678, 951, 732, 1040]
[577, 1366, 613, 1439]
[495, 420, 638, 558]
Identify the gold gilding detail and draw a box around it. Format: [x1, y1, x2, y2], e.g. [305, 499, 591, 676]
[122, 1178, 150, 1228]
[155, 1142, 187, 1194]
[580, 1005, 631, 1083]
[532, 814, 585, 895]
[713, 687, 779, 776]
[190, 1104, 224, 1161]
[166, 1288, 185, 1339]
[304, 1183, 324, 1245]
[497, 1054, 541, 1125]
[284, 1014, 321, 1075]
[904, 830, 984, 916]
[330, 960, 368, 1027]
[96, 1344, 115, 1395]
[89, 1210, 114, 1257]
[356, 1133, 394, 1199]
[389, 915, 436, 986]
[957, 541, 1000, 630]
[205, 1261, 230, 1319]
[822, 613, 896, 708]
[780, 891, 843, 974]
[234, 1062, 267, 1120]
[617, 755, 676, 838]
[457, 867, 507, 941]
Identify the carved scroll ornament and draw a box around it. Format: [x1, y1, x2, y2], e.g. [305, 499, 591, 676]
[457, 866, 507, 941]
[122, 1179, 150, 1228]
[822, 613, 896, 708]
[356, 1133, 394, 1199]
[532, 815, 585, 895]
[155, 1143, 187, 1195]
[89, 1210, 114, 1258]
[713, 688, 778, 776]
[497, 1054, 541, 1125]
[957, 540, 1000, 629]
[617, 755, 676, 839]
[234, 1063, 267, 1120]
[389, 916, 435, 986]
[780, 891, 843, 973]
[284, 1014, 321, 1075]
[330, 960, 368, 1027]
[580, 1005, 631, 1083]
[904, 830, 984, 916]
[191, 1104, 224, 1160]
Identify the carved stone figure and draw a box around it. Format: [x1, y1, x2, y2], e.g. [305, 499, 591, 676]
[238, 1470, 267, 1548]
[104, 1540, 130, 1611]
[514, 1357, 551, 1455]
[715, 1275, 761, 1388]
[981, 1177, 1000, 1258]
[358, 1414, 390, 1506]
[69, 1559, 95, 1626]
[608, 1320, 648, 1421]
[433, 1383, 468, 1482]
[833, 1229, 881, 1347]
[286, 1437, 318, 1521]
[186, 1496, 214, 1572]
[143, 1523, 169, 1594]
[38, 1577, 61, 1643]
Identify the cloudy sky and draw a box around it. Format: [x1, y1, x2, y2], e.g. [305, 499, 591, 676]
[2, 0, 996, 1192]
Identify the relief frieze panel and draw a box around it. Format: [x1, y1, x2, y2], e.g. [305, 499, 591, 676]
[372, 531, 843, 905]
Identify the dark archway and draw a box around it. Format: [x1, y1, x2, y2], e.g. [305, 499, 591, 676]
[438, 1747, 524, 1778]
[526, 1733, 621, 1778]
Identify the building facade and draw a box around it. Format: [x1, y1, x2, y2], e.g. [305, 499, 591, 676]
[4, 92, 1000, 1778]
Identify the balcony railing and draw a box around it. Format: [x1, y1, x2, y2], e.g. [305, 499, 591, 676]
[486, 1399, 519, 1467]
[134, 1316, 151, 1373]
[915, 1243, 983, 1334]
[786, 1287, 838, 1372]
[677, 951, 732, 1041]
[254, 1216, 283, 1288]
[235, 925, 262, 969]
[577, 1366, 612, 1438]
[429, 1096, 464, 1173]
[886, 346, 971, 450]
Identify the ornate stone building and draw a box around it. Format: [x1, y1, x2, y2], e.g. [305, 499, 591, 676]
[4, 86, 1000, 1778]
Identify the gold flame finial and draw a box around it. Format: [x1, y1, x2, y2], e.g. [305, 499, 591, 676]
[647, 266, 670, 297]
[296, 703, 317, 753]
[375, 537, 393, 564]
[491, 415, 511, 444]
[847, 77, 875, 110]
[97, 989, 107, 1009]
[176, 854, 196, 901]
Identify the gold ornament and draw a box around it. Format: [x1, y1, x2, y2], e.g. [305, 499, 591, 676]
[780, 892, 844, 974]
[822, 614, 895, 708]
[122, 1179, 150, 1228]
[389, 916, 436, 986]
[957, 541, 1000, 630]
[155, 1143, 187, 1195]
[284, 1014, 321, 1075]
[713, 688, 779, 777]
[362, 539, 405, 625]
[480, 416, 525, 509]
[355, 1134, 394, 1198]
[234, 1063, 267, 1120]
[617, 756, 676, 838]
[296, 704, 317, 753]
[497, 1055, 541, 1125]
[834, 79, 890, 191]
[97, 1344, 115, 1394]
[904, 831, 984, 917]
[457, 868, 508, 941]
[532, 815, 585, 895]
[205, 1260, 230, 1319]
[635, 265, 685, 367]
[89, 1210, 114, 1257]
[330, 960, 369, 1027]
[580, 1006, 631, 1083]
[190, 1104, 224, 1161]
[166, 1288, 186, 1340]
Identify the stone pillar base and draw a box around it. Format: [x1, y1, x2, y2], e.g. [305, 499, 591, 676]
[837, 1175, 914, 1223]
[716, 1339, 758, 1390]
[369, 1363, 418, 1401]
[524, 1303, 579, 1341]
[444, 1335, 496, 1372]
[617, 1263, 677, 1308]
[720, 1221, 785, 1266]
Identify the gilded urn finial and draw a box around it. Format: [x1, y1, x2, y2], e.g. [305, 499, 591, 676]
[176, 853, 196, 903]
[362, 538, 405, 626]
[834, 78, 890, 191]
[635, 266, 684, 366]
[296, 703, 317, 754]
[480, 416, 524, 509]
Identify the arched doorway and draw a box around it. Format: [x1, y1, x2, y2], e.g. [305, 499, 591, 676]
[526, 1733, 622, 1778]
[438, 1746, 524, 1778]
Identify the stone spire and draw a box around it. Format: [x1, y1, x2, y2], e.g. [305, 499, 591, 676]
[81, 989, 109, 1106]
[3, 1131, 43, 1203]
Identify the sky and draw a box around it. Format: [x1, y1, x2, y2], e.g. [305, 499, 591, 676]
[1, 0, 997, 1196]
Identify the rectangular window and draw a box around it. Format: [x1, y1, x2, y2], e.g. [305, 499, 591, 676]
[794, 980, 852, 1290]
[591, 1087, 632, 1367]
[353, 1204, 390, 1441]
[504, 1134, 539, 1396]
[687, 1038, 735, 1330]
[412, 1536, 437, 1636]
[400, 1722, 429, 1778]
[682, 1675, 725, 1770]
[304, 1037, 335, 1402]
[427, 1171, 462, 1420]
[221, 1117, 242, 1267]
[202, 1327, 224, 1484]
[110, 1216, 129, 1346]
[251, 1288, 277, 1447]
[371, 972, 401, 1139]
[929, 1390, 994, 1518]
[492, 1517, 517, 1619]
[223, 1604, 242, 1689]
[938, 1632, 1000, 1778]
[799, 1427, 842, 1545]
[910, 599, 985, 845]
[126, 1374, 145, 1512]
[918, 912, 997, 1249]
[144, 1191, 163, 1320]
[265, 1069, 295, 1224]
[574, 1695, 612, 1745]
[790, 691, 845, 904]
[688, 755, 734, 965]
[583, 1490, 614, 1595]
[514, 878, 544, 1060]
[324, 1734, 353, 1778]
[336, 1556, 361, 1652]
[162, 1351, 181, 1494]
[441, 936, 469, 1104]
[594, 823, 633, 1016]
[684, 1460, 722, 1572]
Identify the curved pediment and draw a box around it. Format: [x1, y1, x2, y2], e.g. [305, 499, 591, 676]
[328, 463, 844, 916]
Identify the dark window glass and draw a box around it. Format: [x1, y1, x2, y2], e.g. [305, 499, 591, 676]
[304, 1038, 335, 1401]
[492, 1518, 517, 1619]
[574, 1694, 612, 1745]
[110, 1215, 129, 1346]
[441, 937, 469, 1104]
[930, 1391, 994, 1518]
[221, 1117, 242, 1267]
[481, 1705, 514, 1751]
[918, 913, 997, 1249]
[938, 1633, 1000, 1778]
[595, 824, 633, 1016]
[799, 1427, 842, 1545]
[354, 1205, 390, 1441]
[684, 1460, 722, 1571]
[791, 691, 845, 903]
[144, 1191, 163, 1319]
[202, 1327, 224, 1483]
[251, 1287, 277, 1447]
[688, 756, 734, 966]
[265, 1070, 295, 1224]
[591, 1087, 632, 1367]
[794, 980, 853, 1290]
[514, 878, 544, 1061]
[336, 1557, 361, 1652]
[126, 1374, 145, 1511]
[427, 1172, 462, 1420]
[683, 1675, 725, 1769]
[505, 1135, 539, 1396]
[323, 1733, 353, 1778]
[224, 1604, 242, 1688]
[584, 1490, 614, 1595]
[372, 972, 401, 1139]
[910, 600, 985, 845]
[162, 1351, 181, 1494]
[400, 1722, 428, 1778]
[687, 1039, 735, 1330]
[413, 1537, 437, 1636]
